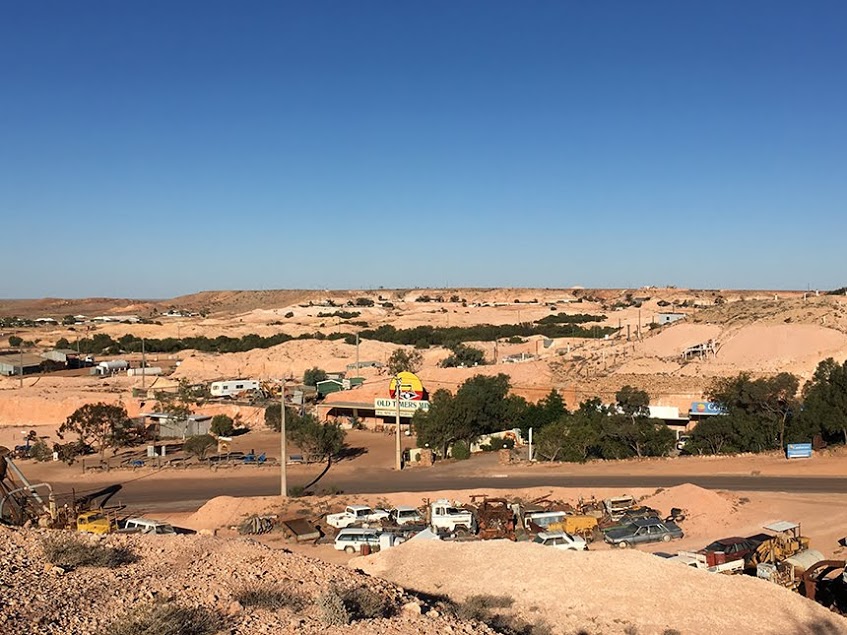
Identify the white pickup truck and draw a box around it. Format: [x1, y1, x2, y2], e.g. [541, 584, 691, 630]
[668, 551, 745, 574]
[430, 499, 476, 534]
[326, 505, 390, 529]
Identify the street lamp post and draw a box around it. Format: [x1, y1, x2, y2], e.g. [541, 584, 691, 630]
[280, 382, 287, 497]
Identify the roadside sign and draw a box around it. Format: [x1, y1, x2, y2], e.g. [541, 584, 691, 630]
[786, 443, 812, 459]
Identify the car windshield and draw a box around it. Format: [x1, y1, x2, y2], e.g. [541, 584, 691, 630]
[532, 536, 545, 544]
[705, 541, 729, 551]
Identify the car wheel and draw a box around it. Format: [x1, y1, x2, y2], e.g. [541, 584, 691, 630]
[618, 541, 629, 549]
[344, 546, 356, 554]
[662, 534, 672, 542]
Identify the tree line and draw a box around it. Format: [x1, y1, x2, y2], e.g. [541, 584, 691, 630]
[358, 322, 617, 348]
[686, 359, 847, 454]
[414, 358, 847, 463]
[413, 375, 674, 462]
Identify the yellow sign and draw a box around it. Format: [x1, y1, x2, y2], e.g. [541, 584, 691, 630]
[389, 371, 426, 400]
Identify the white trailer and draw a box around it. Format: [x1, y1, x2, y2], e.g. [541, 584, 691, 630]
[97, 360, 129, 375]
[210, 380, 260, 398]
[127, 367, 162, 377]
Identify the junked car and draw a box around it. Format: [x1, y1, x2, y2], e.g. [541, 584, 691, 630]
[390, 506, 424, 526]
[533, 531, 588, 551]
[604, 518, 684, 548]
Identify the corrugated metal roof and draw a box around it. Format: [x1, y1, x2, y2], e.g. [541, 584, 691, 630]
[764, 520, 799, 533]
[0, 353, 43, 368]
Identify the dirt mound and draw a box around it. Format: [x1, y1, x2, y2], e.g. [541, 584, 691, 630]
[639, 323, 723, 358]
[0, 527, 494, 635]
[359, 539, 847, 635]
[715, 324, 847, 375]
[641, 483, 739, 540]
[184, 495, 284, 531]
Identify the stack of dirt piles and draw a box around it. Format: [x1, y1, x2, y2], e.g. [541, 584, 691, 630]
[358, 539, 847, 635]
[0, 527, 494, 635]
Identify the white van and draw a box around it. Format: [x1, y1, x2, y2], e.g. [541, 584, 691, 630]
[121, 517, 176, 535]
[334, 528, 381, 554]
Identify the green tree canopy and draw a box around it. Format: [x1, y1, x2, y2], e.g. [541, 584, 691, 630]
[798, 358, 847, 445]
[210, 414, 235, 437]
[184, 434, 216, 460]
[440, 343, 487, 368]
[59, 403, 134, 458]
[303, 367, 328, 387]
[386, 348, 423, 375]
[414, 374, 517, 456]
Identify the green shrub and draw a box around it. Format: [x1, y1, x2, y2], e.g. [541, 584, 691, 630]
[451, 441, 471, 460]
[210, 415, 235, 436]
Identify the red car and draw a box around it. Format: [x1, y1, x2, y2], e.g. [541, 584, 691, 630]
[700, 536, 764, 567]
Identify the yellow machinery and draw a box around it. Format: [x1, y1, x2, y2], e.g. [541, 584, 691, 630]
[548, 515, 600, 541]
[76, 510, 118, 534]
[751, 521, 811, 566]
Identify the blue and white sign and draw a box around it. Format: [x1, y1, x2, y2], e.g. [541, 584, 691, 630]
[689, 401, 724, 416]
[786, 443, 813, 459]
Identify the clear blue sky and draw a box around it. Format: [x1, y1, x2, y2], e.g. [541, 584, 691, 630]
[2, 1, 845, 298]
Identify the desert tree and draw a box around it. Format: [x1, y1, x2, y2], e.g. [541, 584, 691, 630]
[386, 348, 423, 375]
[59, 403, 134, 458]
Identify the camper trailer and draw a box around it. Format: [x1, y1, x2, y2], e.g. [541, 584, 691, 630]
[210, 379, 260, 399]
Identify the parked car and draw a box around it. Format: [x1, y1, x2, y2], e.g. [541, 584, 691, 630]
[533, 531, 588, 551]
[334, 528, 381, 554]
[120, 517, 176, 535]
[604, 518, 684, 548]
[326, 505, 390, 529]
[390, 506, 424, 526]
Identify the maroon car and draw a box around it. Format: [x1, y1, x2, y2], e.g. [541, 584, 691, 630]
[700, 536, 764, 567]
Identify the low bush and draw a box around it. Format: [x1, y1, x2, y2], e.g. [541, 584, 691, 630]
[233, 582, 306, 612]
[111, 603, 222, 635]
[316, 588, 350, 626]
[341, 586, 395, 620]
[41, 534, 137, 570]
[450, 441, 471, 460]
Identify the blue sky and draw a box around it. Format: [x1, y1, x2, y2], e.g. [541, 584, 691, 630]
[1, 2, 845, 298]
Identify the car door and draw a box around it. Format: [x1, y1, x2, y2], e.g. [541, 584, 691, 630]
[634, 527, 650, 544]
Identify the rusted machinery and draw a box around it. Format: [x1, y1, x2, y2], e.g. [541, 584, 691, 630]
[800, 560, 847, 613]
[467, 495, 516, 540]
[0, 449, 54, 526]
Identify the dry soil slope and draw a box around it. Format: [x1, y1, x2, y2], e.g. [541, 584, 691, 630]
[358, 540, 847, 635]
[0, 528, 494, 635]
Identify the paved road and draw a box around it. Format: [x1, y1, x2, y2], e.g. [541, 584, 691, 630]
[48, 469, 847, 512]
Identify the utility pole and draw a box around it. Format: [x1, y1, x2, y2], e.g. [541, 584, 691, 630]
[141, 337, 147, 391]
[280, 383, 287, 497]
[19, 347, 23, 389]
[355, 333, 360, 378]
[394, 374, 403, 471]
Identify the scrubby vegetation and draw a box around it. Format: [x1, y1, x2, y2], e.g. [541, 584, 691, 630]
[232, 582, 307, 611]
[41, 535, 137, 570]
[111, 603, 222, 635]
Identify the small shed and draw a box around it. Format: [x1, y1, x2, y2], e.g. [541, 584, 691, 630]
[141, 413, 213, 439]
[0, 353, 43, 376]
[316, 379, 344, 398]
[657, 313, 686, 325]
